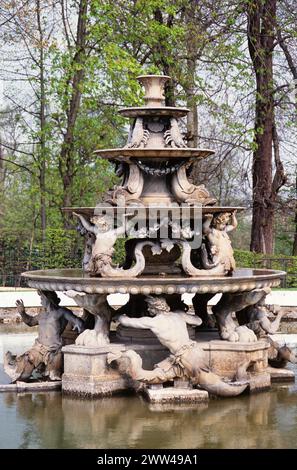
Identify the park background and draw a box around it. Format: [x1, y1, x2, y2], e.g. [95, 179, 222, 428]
[0, 0, 296, 287]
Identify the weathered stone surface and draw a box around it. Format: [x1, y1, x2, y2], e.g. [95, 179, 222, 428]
[62, 341, 173, 397]
[248, 372, 271, 393]
[281, 321, 297, 334]
[0, 384, 18, 392]
[174, 379, 192, 389]
[267, 366, 295, 383]
[0, 381, 61, 392]
[62, 375, 127, 397]
[62, 344, 128, 397]
[202, 337, 269, 379]
[144, 387, 209, 404]
[61, 332, 282, 397]
[116, 324, 195, 344]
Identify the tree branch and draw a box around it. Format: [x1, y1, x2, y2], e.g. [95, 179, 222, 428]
[0, 156, 33, 174]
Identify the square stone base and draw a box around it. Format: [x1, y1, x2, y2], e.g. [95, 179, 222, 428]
[61, 335, 290, 398]
[62, 344, 128, 397]
[199, 334, 269, 379]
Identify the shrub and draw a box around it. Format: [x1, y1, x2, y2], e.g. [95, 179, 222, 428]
[234, 249, 297, 288]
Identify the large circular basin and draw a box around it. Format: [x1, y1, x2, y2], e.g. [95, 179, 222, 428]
[22, 268, 286, 295]
[62, 206, 246, 218]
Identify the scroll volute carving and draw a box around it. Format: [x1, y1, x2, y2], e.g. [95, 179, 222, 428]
[171, 163, 217, 205]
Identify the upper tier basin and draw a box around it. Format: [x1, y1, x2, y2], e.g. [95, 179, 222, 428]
[119, 107, 189, 118]
[94, 148, 214, 161]
[22, 268, 285, 295]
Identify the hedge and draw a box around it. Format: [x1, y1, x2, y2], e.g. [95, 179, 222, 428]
[1, 232, 297, 288]
[234, 249, 297, 288]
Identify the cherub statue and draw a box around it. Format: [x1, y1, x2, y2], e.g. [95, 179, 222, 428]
[202, 211, 237, 274]
[76, 221, 96, 271]
[74, 212, 152, 277]
[4, 291, 84, 383]
[73, 212, 127, 275]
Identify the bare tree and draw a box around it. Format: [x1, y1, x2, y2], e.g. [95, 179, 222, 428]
[0, 0, 58, 240]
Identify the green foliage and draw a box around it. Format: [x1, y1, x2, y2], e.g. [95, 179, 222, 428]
[112, 238, 127, 265]
[234, 249, 260, 268]
[0, 228, 127, 286]
[34, 229, 82, 270]
[1, 0, 296, 283]
[0, 228, 83, 286]
[234, 249, 297, 288]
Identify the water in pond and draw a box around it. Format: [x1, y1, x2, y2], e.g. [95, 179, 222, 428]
[0, 329, 297, 449]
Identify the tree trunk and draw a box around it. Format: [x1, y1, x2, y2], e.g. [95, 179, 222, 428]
[247, 0, 285, 254]
[293, 173, 297, 256]
[0, 142, 5, 231]
[153, 9, 175, 106]
[185, 2, 198, 149]
[58, 0, 88, 228]
[186, 60, 198, 149]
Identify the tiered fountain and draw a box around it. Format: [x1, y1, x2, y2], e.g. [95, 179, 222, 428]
[19, 75, 290, 402]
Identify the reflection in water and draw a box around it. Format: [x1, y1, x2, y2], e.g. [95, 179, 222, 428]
[1, 383, 297, 449]
[0, 332, 296, 449]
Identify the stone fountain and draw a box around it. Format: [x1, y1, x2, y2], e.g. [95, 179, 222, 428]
[5, 75, 294, 402]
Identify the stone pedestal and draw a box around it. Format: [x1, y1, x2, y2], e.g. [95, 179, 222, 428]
[248, 372, 271, 393]
[144, 387, 209, 404]
[267, 366, 295, 383]
[198, 334, 271, 393]
[62, 342, 172, 397]
[0, 381, 61, 393]
[61, 333, 283, 398]
[198, 333, 269, 378]
[62, 344, 128, 397]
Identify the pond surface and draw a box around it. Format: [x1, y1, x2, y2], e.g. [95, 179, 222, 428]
[0, 329, 297, 449]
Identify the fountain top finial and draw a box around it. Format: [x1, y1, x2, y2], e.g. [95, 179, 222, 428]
[137, 75, 171, 107]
